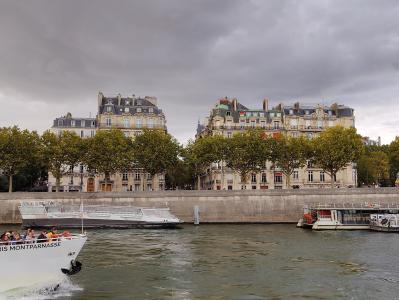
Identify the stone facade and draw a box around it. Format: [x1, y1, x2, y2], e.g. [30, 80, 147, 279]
[47, 93, 167, 193]
[197, 98, 357, 190]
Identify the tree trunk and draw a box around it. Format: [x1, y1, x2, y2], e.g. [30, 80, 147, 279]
[152, 174, 156, 191]
[56, 176, 60, 192]
[330, 170, 335, 188]
[8, 174, 13, 193]
[197, 175, 201, 190]
[285, 173, 291, 189]
[221, 161, 225, 190]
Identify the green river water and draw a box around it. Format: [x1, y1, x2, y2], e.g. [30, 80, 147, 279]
[2, 224, 399, 299]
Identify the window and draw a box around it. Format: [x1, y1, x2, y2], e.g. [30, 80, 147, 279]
[123, 118, 129, 128]
[147, 184, 152, 191]
[137, 99, 142, 106]
[125, 107, 129, 113]
[122, 173, 128, 181]
[149, 107, 153, 113]
[293, 170, 299, 180]
[91, 121, 95, 127]
[81, 120, 85, 127]
[227, 132, 232, 138]
[137, 107, 142, 113]
[251, 174, 257, 183]
[305, 110, 309, 115]
[107, 106, 112, 112]
[261, 173, 267, 183]
[134, 184, 141, 191]
[80, 165, 84, 174]
[274, 173, 283, 183]
[251, 120, 256, 128]
[320, 171, 325, 182]
[226, 111, 231, 116]
[308, 171, 313, 182]
[147, 173, 152, 180]
[148, 119, 154, 128]
[71, 120, 75, 127]
[106, 118, 111, 127]
[261, 120, 266, 128]
[126, 100, 130, 105]
[270, 112, 275, 118]
[289, 109, 293, 115]
[91, 130, 95, 137]
[273, 121, 280, 129]
[317, 120, 323, 129]
[290, 119, 298, 128]
[252, 186, 257, 189]
[135, 173, 141, 180]
[58, 120, 63, 127]
[259, 112, 264, 117]
[80, 130, 84, 138]
[328, 110, 333, 116]
[136, 119, 142, 128]
[305, 120, 311, 129]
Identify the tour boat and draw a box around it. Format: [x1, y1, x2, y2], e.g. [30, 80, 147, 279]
[19, 202, 182, 229]
[297, 203, 399, 230]
[369, 214, 399, 232]
[0, 233, 87, 293]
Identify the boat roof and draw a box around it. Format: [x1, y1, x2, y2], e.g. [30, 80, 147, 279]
[306, 203, 399, 210]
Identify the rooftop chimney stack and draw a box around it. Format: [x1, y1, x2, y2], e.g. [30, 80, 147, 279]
[117, 93, 122, 106]
[98, 92, 104, 108]
[232, 98, 238, 111]
[263, 99, 269, 111]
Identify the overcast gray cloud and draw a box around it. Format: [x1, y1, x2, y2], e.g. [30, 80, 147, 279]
[1, 0, 399, 144]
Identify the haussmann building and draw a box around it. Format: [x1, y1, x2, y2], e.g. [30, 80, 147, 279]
[48, 92, 167, 192]
[196, 97, 357, 190]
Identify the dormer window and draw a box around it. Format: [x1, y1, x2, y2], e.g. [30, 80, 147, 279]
[137, 108, 142, 113]
[305, 110, 309, 115]
[125, 107, 129, 113]
[106, 106, 112, 112]
[149, 108, 153, 113]
[289, 109, 293, 115]
[137, 99, 142, 106]
[71, 120, 75, 127]
[126, 100, 130, 105]
[58, 120, 63, 127]
[328, 110, 333, 116]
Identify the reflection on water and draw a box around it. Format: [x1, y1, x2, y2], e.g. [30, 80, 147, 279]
[2, 224, 399, 299]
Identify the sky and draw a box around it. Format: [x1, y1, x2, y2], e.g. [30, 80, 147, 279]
[1, 0, 399, 145]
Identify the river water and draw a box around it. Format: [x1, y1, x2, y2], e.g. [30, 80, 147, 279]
[3, 224, 399, 299]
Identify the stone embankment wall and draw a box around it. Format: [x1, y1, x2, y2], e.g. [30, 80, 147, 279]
[0, 188, 399, 224]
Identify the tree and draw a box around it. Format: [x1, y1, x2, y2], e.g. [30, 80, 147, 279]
[165, 159, 194, 190]
[0, 127, 40, 192]
[357, 151, 390, 187]
[41, 131, 85, 192]
[313, 126, 364, 188]
[225, 129, 269, 188]
[133, 129, 180, 191]
[274, 135, 310, 188]
[389, 137, 399, 186]
[83, 130, 133, 190]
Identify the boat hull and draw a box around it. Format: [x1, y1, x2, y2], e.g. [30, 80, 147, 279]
[370, 225, 399, 232]
[0, 235, 87, 293]
[22, 218, 182, 229]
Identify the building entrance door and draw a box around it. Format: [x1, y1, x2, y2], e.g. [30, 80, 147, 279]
[87, 178, 95, 192]
[101, 183, 112, 192]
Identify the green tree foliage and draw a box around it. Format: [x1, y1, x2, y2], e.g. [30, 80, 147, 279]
[389, 137, 399, 186]
[41, 130, 86, 191]
[313, 126, 364, 187]
[83, 130, 133, 184]
[165, 159, 194, 190]
[357, 150, 390, 186]
[0, 127, 41, 192]
[132, 129, 180, 189]
[225, 129, 270, 187]
[274, 136, 310, 188]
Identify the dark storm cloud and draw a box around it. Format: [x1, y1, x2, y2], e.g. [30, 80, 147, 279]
[0, 0, 399, 143]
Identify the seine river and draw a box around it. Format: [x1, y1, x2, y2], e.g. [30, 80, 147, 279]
[4, 224, 399, 299]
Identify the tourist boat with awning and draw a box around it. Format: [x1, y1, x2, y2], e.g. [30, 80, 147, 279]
[0, 233, 87, 293]
[297, 202, 399, 230]
[19, 202, 182, 229]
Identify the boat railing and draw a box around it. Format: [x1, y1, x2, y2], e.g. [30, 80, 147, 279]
[306, 202, 399, 210]
[0, 234, 85, 245]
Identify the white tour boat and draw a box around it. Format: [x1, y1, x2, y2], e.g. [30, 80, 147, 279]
[297, 202, 399, 230]
[370, 214, 399, 232]
[0, 233, 87, 293]
[19, 202, 182, 229]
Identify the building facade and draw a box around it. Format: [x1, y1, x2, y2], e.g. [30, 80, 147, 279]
[197, 97, 357, 190]
[47, 93, 167, 193]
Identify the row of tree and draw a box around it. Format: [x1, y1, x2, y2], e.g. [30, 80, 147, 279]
[0, 127, 180, 192]
[356, 138, 399, 187]
[184, 126, 364, 189]
[3, 125, 397, 192]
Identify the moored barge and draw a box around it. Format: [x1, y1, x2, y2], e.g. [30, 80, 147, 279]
[297, 203, 399, 230]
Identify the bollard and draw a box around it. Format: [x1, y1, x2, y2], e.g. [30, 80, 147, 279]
[194, 205, 200, 225]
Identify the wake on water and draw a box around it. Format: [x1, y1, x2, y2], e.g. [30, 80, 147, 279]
[0, 277, 82, 300]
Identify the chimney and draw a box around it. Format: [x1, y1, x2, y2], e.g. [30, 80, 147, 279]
[117, 93, 122, 106]
[263, 99, 269, 111]
[294, 102, 299, 111]
[98, 92, 104, 108]
[232, 98, 238, 111]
